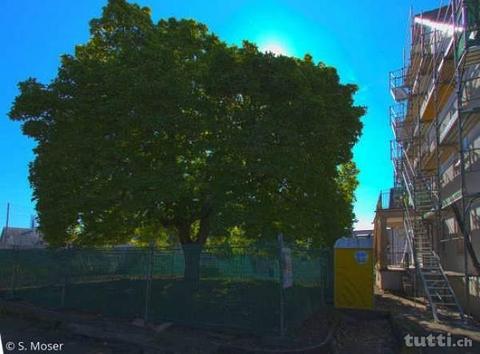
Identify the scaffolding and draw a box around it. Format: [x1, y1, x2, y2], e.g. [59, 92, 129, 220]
[389, 0, 480, 321]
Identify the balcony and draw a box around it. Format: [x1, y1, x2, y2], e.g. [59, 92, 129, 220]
[440, 147, 480, 208]
[465, 147, 480, 196]
[377, 188, 405, 211]
[407, 24, 450, 94]
[438, 93, 458, 144]
[390, 139, 408, 170]
[390, 104, 411, 141]
[386, 250, 412, 269]
[418, 33, 455, 121]
[465, 147, 480, 172]
[407, 28, 426, 82]
[440, 154, 461, 208]
[438, 65, 480, 145]
[419, 69, 455, 122]
[390, 68, 410, 102]
[461, 65, 480, 112]
[420, 121, 437, 168]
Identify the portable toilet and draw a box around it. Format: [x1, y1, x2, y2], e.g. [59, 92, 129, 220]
[334, 236, 374, 309]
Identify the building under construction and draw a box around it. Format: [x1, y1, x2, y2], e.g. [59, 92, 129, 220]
[374, 0, 480, 321]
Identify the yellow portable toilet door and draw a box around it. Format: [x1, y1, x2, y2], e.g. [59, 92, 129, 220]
[334, 237, 373, 310]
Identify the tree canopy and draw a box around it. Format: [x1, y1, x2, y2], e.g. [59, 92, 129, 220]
[10, 0, 364, 251]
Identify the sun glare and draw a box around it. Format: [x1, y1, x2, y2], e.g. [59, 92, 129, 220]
[260, 41, 288, 56]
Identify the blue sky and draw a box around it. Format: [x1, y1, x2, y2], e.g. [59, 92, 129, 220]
[0, 0, 440, 229]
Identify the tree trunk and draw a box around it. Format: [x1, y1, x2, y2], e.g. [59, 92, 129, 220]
[177, 214, 210, 288]
[182, 243, 202, 288]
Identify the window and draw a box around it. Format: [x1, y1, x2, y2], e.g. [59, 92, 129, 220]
[444, 216, 459, 235]
[470, 203, 480, 231]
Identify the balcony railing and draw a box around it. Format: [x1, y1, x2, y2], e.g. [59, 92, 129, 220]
[390, 68, 410, 102]
[390, 104, 411, 141]
[413, 25, 454, 121]
[439, 152, 462, 208]
[461, 68, 480, 110]
[390, 103, 406, 124]
[408, 19, 453, 94]
[440, 153, 459, 187]
[438, 147, 480, 208]
[438, 93, 458, 143]
[386, 250, 412, 268]
[440, 147, 480, 187]
[377, 188, 405, 210]
[420, 121, 437, 159]
[465, 147, 480, 171]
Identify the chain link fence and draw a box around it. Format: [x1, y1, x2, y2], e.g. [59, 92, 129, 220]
[0, 244, 332, 334]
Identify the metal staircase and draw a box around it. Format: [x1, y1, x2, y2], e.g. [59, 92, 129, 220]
[396, 150, 464, 322]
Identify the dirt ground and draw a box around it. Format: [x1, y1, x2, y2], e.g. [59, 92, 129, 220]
[333, 313, 398, 354]
[376, 289, 480, 354]
[0, 304, 338, 354]
[2, 289, 479, 353]
[0, 315, 142, 354]
[0, 299, 397, 354]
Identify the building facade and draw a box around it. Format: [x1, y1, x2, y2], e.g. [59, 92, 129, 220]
[0, 227, 45, 249]
[376, 0, 480, 320]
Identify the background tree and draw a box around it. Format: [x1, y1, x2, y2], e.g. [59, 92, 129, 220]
[9, 0, 364, 282]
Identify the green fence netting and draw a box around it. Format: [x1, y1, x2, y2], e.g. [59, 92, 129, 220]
[0, 244, 332, 334]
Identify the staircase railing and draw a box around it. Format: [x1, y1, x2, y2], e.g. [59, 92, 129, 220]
[402, 204, 416, 267]
[433, 251, 465, 319]
[395, 140, 464, 321]
[396, 141, 438, 213]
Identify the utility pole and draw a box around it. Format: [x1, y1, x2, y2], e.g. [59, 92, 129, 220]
[1, 203, 10, 247]
[5, 203, 10, 232]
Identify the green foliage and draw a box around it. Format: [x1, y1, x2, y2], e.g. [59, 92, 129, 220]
[9, 0, 364, 248]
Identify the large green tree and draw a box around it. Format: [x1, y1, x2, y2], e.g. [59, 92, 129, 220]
[10, 0, 364, 281]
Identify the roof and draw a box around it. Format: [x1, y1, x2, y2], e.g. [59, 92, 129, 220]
[334, 236, 373, 249]
[414, 5, 451, 22]
[411, 5, 453, 40]
[352, 229, 373, 238]
[0, 227, 45, 249]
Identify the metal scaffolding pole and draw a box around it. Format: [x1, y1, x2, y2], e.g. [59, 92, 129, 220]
[453, 0, 470, 316]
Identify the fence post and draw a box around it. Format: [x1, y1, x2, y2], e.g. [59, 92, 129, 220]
[171, 248, 175, 279]
[144, 240, 154, 322]
[319, 252, 325, 306]
[60, 248, 70, 308]
[9, 247, 19, 299]
[277, 234, 286, 336]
